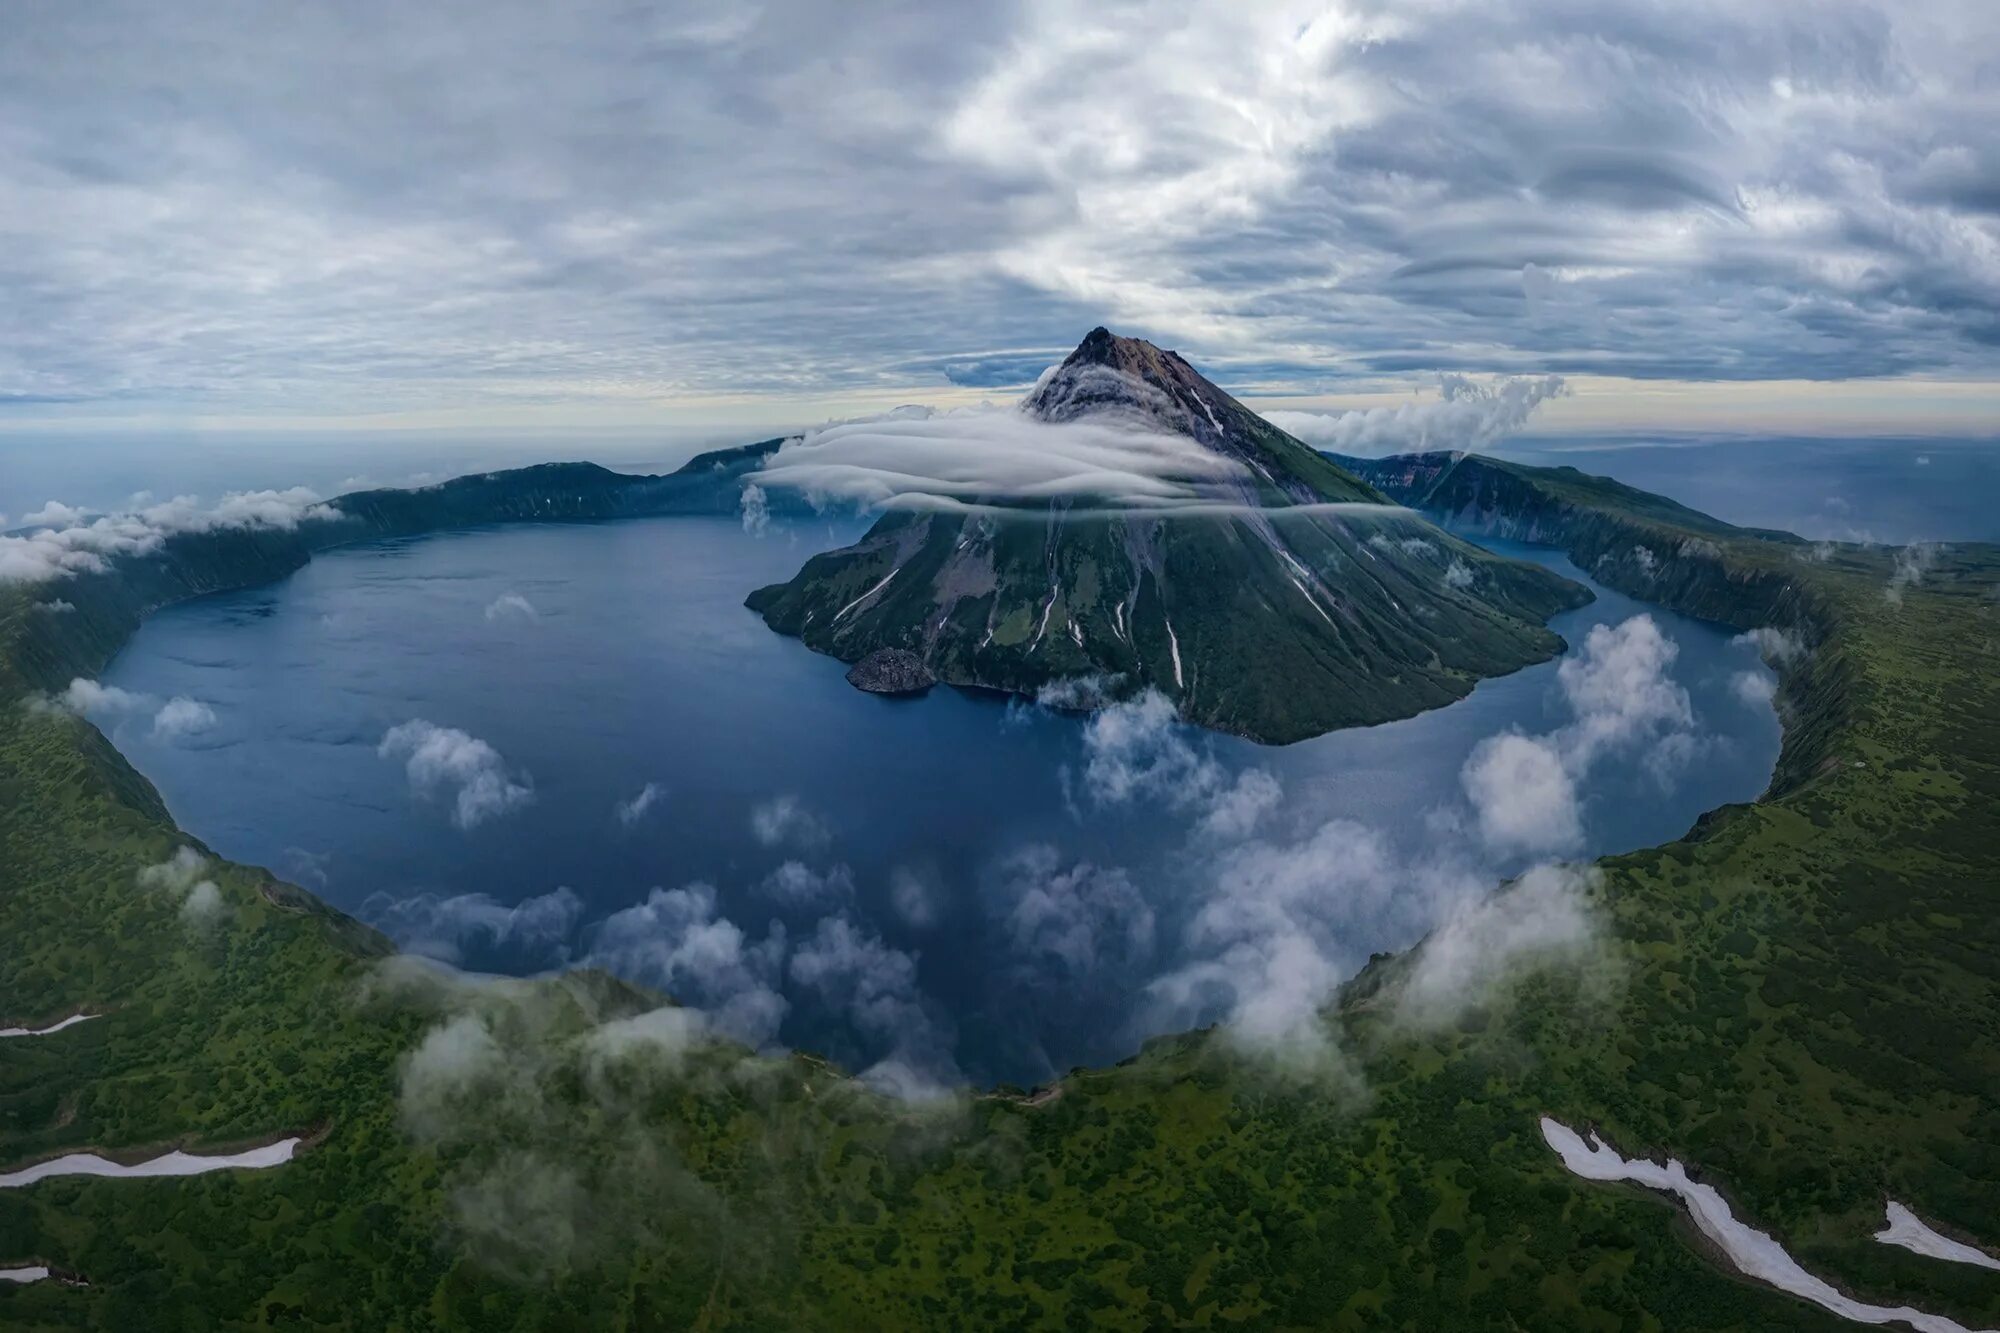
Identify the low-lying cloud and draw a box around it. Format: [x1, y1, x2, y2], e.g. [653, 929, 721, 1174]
[1073, 690, 1280, 839]
[1265, 375, 1568, 459]
[484, 592, 539, 622]
[753, 404, 1247, 514]
[1, 489, 336, 585]
[1462, 615, 1700, 855]
[31, 676, 221, 745]
[379, 719, 535, 830]
[151, 696, 218, 742]
[137, 846, 230, 932]
[614, 781, 665, 826]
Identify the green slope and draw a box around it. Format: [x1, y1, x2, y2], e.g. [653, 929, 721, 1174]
[2, 453, 1998, 1329]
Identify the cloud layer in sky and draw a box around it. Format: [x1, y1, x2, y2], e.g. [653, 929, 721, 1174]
[4, 0, 2000, 427]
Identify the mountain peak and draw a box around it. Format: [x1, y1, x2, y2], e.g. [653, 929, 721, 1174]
[1024, 328, 1228, 436]
[1021, 326, 1387, 506]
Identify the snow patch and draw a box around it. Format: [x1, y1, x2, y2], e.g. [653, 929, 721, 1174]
[0, 1138, 300, 1189]
[0, 1013, 95, 1039]
[1876, 1203, 2000, 1272]
[1542, 1118, 1993, 1333]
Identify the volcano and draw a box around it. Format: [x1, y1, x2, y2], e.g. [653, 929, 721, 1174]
[746, 329, 1589, 742]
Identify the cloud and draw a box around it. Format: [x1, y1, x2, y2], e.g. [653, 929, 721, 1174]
[757, 860, 855, 906]
[993, 845, 1154, 977]
[138, 845, 209, 893]
[1554, 615, 1693, 768]
[23, 501, 88, 528]
[788, 912, 959, 1092]
[1075, 690, 1281, 838]
[738, 483, 770, 536]
[1266, 375, 1569, 458]
[1393, 865, 1602, 1026]
[1461, 733, 1582, 854]
[180, 879, 226, 927]
[4, 1, 2000, 427]
[1147, 818, 1407, 1062]
[748, 795, 831, 852]
[137, 846, 227, 930]
[583, 1005, 710, 1071]
[614, 781, 664, 826]
[35, 676, 150, 717]
[1731, 626, 1805, 667]
[151, 695, 217, 742]
[1459, 614, 1698, 852]
[585, 883, 789, 1047]
[1885, 542, 1940, 605]
[888, 865, 944, 930]
[0, 488, 336, 585]
[1731, 670, 1778, 709]
[379, 719, 535, 830]
[483, 591, 538, 622]
[753, 405, 1247, 514]
[365, 886, 584, 968]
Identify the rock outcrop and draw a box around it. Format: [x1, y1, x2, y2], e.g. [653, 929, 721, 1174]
[844, 647, 935, 695]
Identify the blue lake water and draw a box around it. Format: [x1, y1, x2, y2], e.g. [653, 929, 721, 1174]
[99, 514, 1781, 1087]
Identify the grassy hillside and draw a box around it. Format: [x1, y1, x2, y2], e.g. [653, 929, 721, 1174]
[3, 454, 1998, 1329]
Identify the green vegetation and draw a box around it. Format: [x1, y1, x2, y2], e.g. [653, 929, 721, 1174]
[3, 450, 1998, 1329]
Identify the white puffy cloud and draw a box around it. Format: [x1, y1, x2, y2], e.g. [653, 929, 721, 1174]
[889, 865, 944, 930]
[1885, 542, 1941, 605]
[137, 846, 210, 893]
[137, 845, 227, 930]
[484, 591, 538, 622]
[583, 1005, 710, 1071]
[1731, 625, 1806, 666]
[748, 795, 831, 852]
[994, 845, 1154, 977]
[151, 695, 217, 742]
[36, 676, 150, 717]
[789, 912, 958, 1090]
[1267, 375, 1569, 458]
[738, 483, 770, 536]
[757, 860, 855, 906]
[0, 488, 335, 585]
[585, 883, 788, 1047]
[1555, 616, 1693, 768]
[1076, 690, 1281, 838]
[614, 781, 664, 826]
[365, 886, 584, 968]
[180, 879, 226, 927]
[1395, 865, 1602, 1026]
[23, 501, 88, 528]
[379, 719, 535, 830]
[1458, 614, 1698, 852]
[1461, 733, 1583, 855]
[1730, 670, 1778, 709]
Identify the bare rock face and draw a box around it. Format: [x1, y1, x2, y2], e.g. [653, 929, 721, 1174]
[845, 647, 935, 695]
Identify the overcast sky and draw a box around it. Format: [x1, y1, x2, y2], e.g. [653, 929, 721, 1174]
[5, 0, 2000, 437]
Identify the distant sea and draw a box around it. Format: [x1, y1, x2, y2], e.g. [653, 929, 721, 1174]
[1496, 435, 2000, 545]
